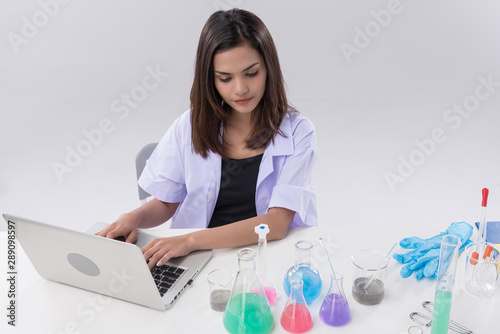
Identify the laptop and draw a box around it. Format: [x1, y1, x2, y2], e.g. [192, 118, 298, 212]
[3, 214, 212, 311]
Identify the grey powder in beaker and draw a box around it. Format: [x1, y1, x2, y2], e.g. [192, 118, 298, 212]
[210, 289, 230, 311]
[352, 277, 385, 305]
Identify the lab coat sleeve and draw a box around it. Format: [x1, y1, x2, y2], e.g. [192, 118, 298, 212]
[137, 112, 188, 203]
[268, 117, 318, 227]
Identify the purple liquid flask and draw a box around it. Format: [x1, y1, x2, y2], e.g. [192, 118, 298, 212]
[319, 273, 351, 326]
[280, 278, 312, 333]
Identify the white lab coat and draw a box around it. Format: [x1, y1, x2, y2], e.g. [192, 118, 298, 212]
[138, 109, 317, 228]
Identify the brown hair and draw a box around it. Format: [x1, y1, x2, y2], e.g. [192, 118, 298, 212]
[190, 9, 291, 159]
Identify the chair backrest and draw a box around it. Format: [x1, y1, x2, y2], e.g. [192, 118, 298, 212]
[135, 143, 158, 203]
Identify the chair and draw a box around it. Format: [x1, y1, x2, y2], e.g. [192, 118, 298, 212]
[135, 143, 158, 204]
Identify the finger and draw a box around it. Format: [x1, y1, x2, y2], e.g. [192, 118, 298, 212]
[148, 259, 155, 270]
[95, 226, 111, 237]
[106, 225, 127, 240]
[142, 242, 156, 262]
[157, 252, 173, 267]
[97, 222, 119, 238]
[125, 229, 138, 244]
[106, 229, 121, 240]
[148, 250, 167, 270]
[142, 240, 162, 264]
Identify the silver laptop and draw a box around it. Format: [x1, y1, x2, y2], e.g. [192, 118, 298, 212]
[3, 214, 212, 311]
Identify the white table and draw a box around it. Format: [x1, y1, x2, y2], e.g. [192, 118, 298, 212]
[1, 223, 497, 334]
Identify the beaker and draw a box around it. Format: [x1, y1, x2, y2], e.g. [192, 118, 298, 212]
[351, 249, 387, 305]
[223, 248, 274, 334]
[319, 273, 351, 326]
[254, 224, 278, 305]
[283, 240, 322, 304]
[430, 234, 461, 334]
[207, 269, 233, 312]
[280, 278, 312, 333]
[464, 241, 500, 297]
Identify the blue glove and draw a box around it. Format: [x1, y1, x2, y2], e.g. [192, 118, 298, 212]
[393, 222, 473, 280]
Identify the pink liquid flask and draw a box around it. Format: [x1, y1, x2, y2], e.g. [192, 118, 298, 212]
[263, 286, 277, 305]
[280, 278, 312, 333]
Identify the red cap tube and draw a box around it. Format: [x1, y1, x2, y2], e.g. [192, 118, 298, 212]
[482, 188, 489, 207]
[470, 252, 479, 265]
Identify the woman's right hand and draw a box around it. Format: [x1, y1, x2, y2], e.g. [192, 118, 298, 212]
[95, 213, 139, 244]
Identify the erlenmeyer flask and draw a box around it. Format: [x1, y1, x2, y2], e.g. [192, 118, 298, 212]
[283, 240, 322, 304]
[280, 278, 313, 333]
[223, 248, 274, 334]
[319, 273, 351, 326]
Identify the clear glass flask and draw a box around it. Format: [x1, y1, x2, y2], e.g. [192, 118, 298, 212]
[255, 224, 278, 305]
[280, 278, 312, 333]
[283, 240, 322, 304]
[223, 248, 274, 334]
[319, 273, 351, 326]
[430, 234, 461, 334]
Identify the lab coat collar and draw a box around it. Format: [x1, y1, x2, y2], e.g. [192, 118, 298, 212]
[215, 111, 295, 158]
[257, 113, 295, 188]
[208, 113, 295, 190]
[265, 113, 294, 157]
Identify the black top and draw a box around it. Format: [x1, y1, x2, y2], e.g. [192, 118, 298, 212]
[208, 154, 263, 228]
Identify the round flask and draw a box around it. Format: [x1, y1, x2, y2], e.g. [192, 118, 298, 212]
[283, 240, 322, 304]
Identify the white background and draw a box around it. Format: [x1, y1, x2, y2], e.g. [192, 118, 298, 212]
[1, 0, 500, 232]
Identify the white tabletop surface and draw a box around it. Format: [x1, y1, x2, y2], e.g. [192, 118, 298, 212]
[1, 223, 497, 334]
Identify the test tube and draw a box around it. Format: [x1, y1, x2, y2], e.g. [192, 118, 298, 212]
[430, 234, 461, 334]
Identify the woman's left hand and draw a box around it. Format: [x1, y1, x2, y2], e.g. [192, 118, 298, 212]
[142, 234, 195, 270]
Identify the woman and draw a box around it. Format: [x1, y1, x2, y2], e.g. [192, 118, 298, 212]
[97, 9, 317, 269]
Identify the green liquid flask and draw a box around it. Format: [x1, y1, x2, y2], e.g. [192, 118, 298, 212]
[223, 248, 274, 334]
[431, 234, 461, 334]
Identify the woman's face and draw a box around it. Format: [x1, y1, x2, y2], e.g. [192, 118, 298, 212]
[213, 44, 267, 115]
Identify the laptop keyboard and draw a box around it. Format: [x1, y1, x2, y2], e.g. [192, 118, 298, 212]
[151, 264, 186, 297]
